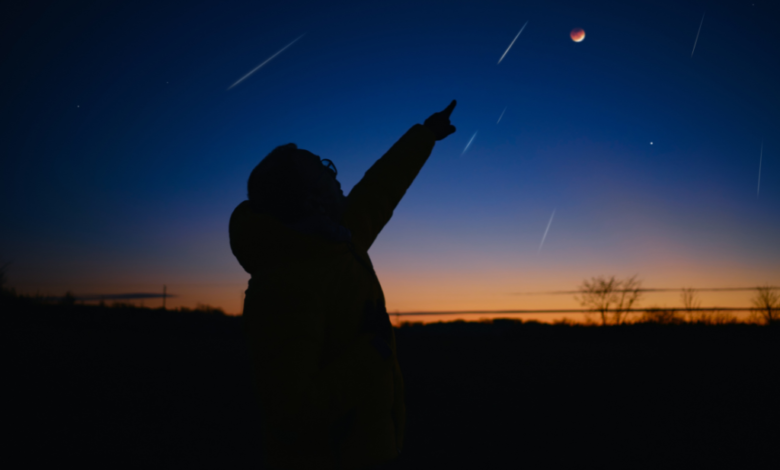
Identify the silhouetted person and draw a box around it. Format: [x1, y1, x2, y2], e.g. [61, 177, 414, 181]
[229, 100, 457, 470]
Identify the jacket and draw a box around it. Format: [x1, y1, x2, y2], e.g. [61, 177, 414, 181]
[229, 123, 437, 469]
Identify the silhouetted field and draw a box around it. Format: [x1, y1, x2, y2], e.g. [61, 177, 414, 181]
[5, 296, 778, 468]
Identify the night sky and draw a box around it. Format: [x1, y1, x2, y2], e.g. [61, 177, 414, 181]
[2, 0, 778, 322]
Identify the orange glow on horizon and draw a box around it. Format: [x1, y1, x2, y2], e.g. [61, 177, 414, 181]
[10, 237, 777, 326]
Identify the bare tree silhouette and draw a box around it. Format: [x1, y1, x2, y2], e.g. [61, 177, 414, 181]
[614, 275, 643, 324]
[575, 275, 643, 325]
[681, 287, 702, 323]
[679, 288, 737, 324]
[575, 276, 616, 325]
[749, 285, 779, 325]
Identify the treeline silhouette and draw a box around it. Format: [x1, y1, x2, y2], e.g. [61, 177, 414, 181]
[2, 289, 229, 333]
[5, 287, 779, 469]
[573, 275, 779, 325]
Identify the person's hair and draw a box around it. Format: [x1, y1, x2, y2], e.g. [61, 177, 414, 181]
[247, 143, 317, 225]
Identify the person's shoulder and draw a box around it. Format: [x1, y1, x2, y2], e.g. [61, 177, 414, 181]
[229, 201, 264, 236]
[231, 200, 269, 222]
[232, 200, 253, 214]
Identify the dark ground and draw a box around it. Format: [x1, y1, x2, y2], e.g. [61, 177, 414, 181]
[5, 297, 779, 469]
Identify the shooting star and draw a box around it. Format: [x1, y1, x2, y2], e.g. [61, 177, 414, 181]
[227, 34, 305, 90]
[497, 21, 528, 65]
[461, 131, 478, 156]
[758, 141, 763, 196]
[691, 13, 704, 58]
[538, 209, 555, 254]
[497, 106, 507, 124]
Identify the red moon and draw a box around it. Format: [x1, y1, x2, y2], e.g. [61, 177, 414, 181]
[570, 28, 585, 42]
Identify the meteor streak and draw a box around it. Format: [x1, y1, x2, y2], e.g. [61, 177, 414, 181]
[538, 209, 555, 254]
[228, 34, 305, 90]
[758, 141, 763, 196]
[691, 13, 704, 58]
[497, 21, 528, 65]
[461, 131, 478, 156]
[497, 106, 507, 124]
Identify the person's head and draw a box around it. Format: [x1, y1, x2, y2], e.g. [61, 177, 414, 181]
[247, 143, 347, 225]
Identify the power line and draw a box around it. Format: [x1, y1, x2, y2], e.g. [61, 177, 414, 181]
[509, 287, 779, 295]
[392, 308, 758, 316]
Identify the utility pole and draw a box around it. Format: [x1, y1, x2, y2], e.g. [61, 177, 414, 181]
[163, 285, 167, 309]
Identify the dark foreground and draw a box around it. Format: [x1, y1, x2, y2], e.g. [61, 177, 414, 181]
[6, 299, 779, 469]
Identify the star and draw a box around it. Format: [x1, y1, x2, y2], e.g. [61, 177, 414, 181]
[650, 142, 653, 145]
[77, 105, 80, 108]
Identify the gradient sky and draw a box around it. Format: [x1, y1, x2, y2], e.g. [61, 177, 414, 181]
[2, 0, 778, 322]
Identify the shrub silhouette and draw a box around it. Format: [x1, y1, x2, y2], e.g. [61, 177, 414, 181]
[708, 311, 737, 325]
[176, 303, 226, 318]
[688, 310, 737, 325]
[60, 291, 76, 306]
[195, 303, 225, 314]
[639, 307, 685, 325]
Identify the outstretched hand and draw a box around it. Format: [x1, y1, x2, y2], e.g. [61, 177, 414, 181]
[423, 100, 457, 141]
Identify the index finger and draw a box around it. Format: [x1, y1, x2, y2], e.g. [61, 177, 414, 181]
[442, 99, 457, 116]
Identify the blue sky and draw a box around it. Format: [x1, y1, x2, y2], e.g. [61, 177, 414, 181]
[2, 0, 778, 318]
